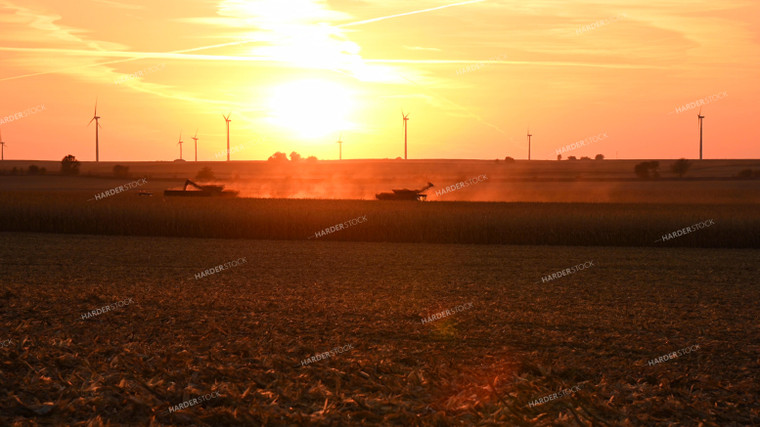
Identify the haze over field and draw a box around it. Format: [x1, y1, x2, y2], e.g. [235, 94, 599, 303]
[1, 2, 759, 425]
[0, 0, 759, 162]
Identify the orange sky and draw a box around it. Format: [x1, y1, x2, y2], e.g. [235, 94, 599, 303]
[0, 0, 758, 161]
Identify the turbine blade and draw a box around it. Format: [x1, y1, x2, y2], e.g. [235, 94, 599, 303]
[88, 117, 95, 126]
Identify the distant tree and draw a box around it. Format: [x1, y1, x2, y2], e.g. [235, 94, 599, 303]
[580, 156, 591, 160]
[504, 156, 515, 163]
[61, 155, 80, 175]
[289, 151, 302, 162]
[27, 165, 41, 175]
[268, 152, 288, 163]
[113, 164, 130, 178]
[567, 156, 577, 160]
[670, 158, 692, 178]
[634, 161, 660, 179]
[595, 154, 605, 160]
[305, 155, 318, 163]
[736, 169, 753, 179]
[648, 161, 660, 178]
[195, 167, 215, 181]
[11, 167, 18, 175]
[557, 154, 562, 161]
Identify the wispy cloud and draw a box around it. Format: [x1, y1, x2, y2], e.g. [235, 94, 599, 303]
[337, 0, 485, 27]
[90, 0, 144, 10]
[403, 45, 442, 52]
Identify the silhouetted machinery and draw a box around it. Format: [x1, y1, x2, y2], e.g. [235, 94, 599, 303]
[375, 182, 434, 201]
[164, 179, 239, 197]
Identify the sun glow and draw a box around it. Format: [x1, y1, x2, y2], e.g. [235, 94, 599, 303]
[266, 79, 355, 140]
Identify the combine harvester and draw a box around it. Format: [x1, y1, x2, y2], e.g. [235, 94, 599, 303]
[164, 179, 239, 198]
[375, 182, 434, 201]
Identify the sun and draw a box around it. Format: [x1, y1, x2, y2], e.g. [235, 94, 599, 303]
[266, 79, 355, 140]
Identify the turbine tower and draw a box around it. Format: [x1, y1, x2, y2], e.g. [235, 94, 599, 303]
[697, 108, 704, 160]
[88, 100, 102, 162]
[0, 130, 6, 161]
[192, 130, 199, 162]
[337, 133, 343, 160]
[527, 128, 532, 160]
[223, 113, 231, 161]
[402, 111, 410, 160]
[177, 131, 184, 160]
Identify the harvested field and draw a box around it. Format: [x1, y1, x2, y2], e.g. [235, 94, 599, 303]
[0, 233, 758, 425]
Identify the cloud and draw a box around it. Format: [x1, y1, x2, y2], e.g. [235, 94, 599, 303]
[403, 46, 442, 52]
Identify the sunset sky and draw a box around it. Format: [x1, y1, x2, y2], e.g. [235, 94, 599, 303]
[0, 0, 758, 161]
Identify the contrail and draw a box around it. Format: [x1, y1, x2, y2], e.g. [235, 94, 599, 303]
[0, 40, 268, 82]
[0, 0, 488, 82]
[338, 0, 486, 27]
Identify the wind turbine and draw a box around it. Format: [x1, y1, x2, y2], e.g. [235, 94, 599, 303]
[337, 133, 343, 160]
[697, 107, 704, 160]
[192, 130, 199, 162]
[177, 131, 184, 160]
[527, 128, 532, 160]
[402, 111, 410, 160]
[88, 100, 102, 162]
[222, 113, 231, 161]
[0, 130, 6, 161]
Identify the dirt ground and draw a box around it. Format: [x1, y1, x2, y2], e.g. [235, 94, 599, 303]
[1, 233, 757, 425]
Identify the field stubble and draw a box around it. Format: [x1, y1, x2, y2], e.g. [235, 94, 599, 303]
[0, 233, 758, 425]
